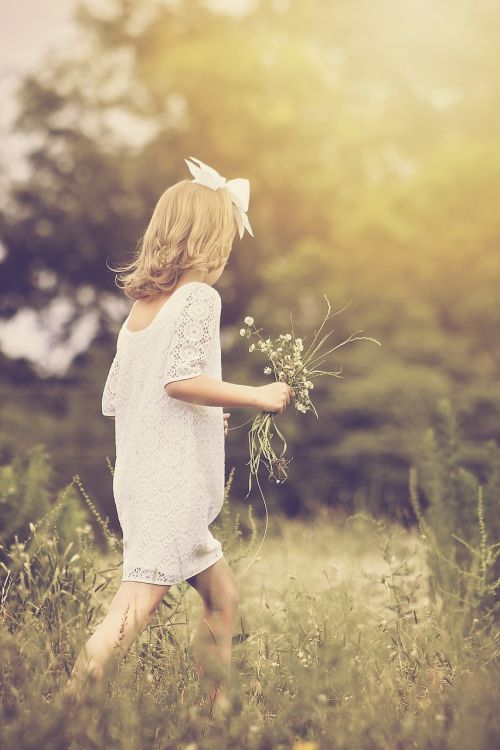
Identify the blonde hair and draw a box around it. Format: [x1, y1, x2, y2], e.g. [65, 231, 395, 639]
[108, 179, 238, 299]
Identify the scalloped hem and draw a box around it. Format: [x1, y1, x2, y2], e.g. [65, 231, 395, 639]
[121, 549, 225, 587]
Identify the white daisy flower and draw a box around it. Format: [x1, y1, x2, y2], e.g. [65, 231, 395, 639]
[244, 316, 254, 326]
[263, 366, 272, 375]
[239, 329, 246, 336]
[249, 343, 255, 352]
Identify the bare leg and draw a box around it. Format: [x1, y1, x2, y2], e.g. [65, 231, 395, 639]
[65, 580, 170, 699]
[186, 557, 240, 716]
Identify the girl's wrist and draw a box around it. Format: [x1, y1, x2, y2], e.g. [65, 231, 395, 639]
[244, 385, 260, 409]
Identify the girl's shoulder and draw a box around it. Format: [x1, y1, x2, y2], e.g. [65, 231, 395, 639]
[183, 281, 221, 307]
[188, 281, 221, 300]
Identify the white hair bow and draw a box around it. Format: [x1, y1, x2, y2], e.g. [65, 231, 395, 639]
[184, 155, 254, 239]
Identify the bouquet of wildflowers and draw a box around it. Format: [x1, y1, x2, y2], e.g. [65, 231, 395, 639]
[239, 296, 381, 495]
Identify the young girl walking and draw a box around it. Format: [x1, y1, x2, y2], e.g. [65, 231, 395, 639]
[65, 156, 294, 714]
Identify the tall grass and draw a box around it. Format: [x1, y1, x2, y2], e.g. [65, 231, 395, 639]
[0, 405, 499, 749]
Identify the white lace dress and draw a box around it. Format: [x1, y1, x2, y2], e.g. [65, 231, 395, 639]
[101, 281, 225, 585]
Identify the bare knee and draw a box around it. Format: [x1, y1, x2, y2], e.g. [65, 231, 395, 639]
[205, 580, 240, 617]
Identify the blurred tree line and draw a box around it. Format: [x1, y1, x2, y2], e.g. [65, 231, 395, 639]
[1, 0, 499, 525]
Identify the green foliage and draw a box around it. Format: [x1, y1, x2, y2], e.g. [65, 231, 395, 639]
[417, 399, 480, 549]
[410, 399, 500, 633]
[0, 444, 88, 559]
[0, 444, 52, 542]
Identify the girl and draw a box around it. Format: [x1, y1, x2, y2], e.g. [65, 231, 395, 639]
[66, 156, 294, 714]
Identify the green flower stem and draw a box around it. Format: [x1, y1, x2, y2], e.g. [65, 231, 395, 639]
[246, 410, 290, 495]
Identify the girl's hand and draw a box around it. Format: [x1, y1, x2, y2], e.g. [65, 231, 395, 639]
[223, 411, 230, 436]
[254, 383, 295, 414]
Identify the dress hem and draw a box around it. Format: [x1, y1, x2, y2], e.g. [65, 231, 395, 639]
[121, 548, 225, 587]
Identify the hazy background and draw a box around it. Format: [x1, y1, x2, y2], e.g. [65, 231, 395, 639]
[1, 0, 499, 530]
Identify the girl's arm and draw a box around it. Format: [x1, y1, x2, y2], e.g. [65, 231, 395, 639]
[165, 374, 258, 408]
[165, 374, 293, 412]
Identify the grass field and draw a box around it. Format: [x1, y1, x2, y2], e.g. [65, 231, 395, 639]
[1, 488, 498, 750]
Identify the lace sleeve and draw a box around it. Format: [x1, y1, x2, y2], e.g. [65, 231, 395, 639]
[102, 351, 119, 416]
[163, 285, 221, 387]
